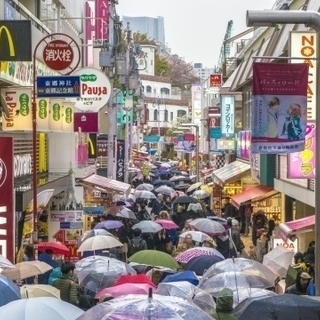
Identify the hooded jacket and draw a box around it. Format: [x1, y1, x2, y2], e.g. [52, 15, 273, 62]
[211, 288, 236, 320]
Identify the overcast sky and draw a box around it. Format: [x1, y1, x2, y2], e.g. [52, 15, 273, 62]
[117, 0, 276, 68]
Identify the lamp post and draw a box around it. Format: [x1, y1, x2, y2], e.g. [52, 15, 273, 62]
[180, 124, 200, 182]
[153, 98, 163, 156]
[246, 9, 320, 294]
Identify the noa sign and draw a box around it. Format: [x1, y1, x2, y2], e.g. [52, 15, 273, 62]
[14, 154, 32, 177]
[71, 67, 112, 111]
[272, 237, 298, 253]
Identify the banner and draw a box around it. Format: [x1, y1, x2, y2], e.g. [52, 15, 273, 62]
[0, 137, 14, 262]
[251, 62, 308, 154]
[288, 122, 315, 178]
[116, 139, 125, 182]
[221, 95, 235, 135]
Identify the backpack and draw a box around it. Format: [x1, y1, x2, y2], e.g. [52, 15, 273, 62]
[128, 239, 144, 256]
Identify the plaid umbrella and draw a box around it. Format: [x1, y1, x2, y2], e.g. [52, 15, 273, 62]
[175, 247, 224, 264]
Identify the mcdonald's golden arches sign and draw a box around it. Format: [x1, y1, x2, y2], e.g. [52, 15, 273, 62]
[0, 21, 32, 61]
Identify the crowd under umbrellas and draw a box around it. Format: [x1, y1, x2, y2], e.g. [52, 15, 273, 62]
[0, 161, 319, 319]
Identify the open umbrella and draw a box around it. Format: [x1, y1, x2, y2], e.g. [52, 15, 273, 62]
[77, 229, 113, 247]
[2, 261, 53, 281]
[135, 183, 154, 191]
[155, 219, 179, 230]
[114, 200, 132, 207]
[187, 182, 203, 193]
[38, 242, 69, 255]
[192, 189, 210, 199]
[174, 184, 191, 190]
[199, 258, 276, 298]
[0, 297, 83, 320]
[128, 250, 180, 269]
[151, 179, 175, 187]
[263, 245, 294, 278]
[116, 208, 136, 220]
[169, 176, 191, 183]
[162, 270, 199, 286]
[75, 255, 111, 271]
[94, 220, 124, 230]
[133, 190, 157, 199]
[184, 255, 224, 275]
[113, 274, 155, 287]
[77, 235, 123, 252]
[0, 274, 21, 307]
[232, 294, 320, 320]
[154, 186, 176, 197]
[173, 196, 198, 205]
[77, 293, 213, 320]
[0, 255, 14, 269]
[96, 283, 155, 299]
[179, 231, 210, 243]
[156, 281, 215, 314]
[189, 218, 226, 236]
[20, 284, 61, 299]
[132, 221, 163, 233]
[176, 247, 224, 264]
[230, 288, 277, 307]
[105, 206, 123, 216]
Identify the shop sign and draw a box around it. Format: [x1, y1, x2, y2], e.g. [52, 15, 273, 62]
[48, 100, 63, 131]
[0, 137, 14, 262]
[62, 102, 74, 132]
[50, 210, 83, 222]
[237, 130, 251, 160]
[272, 237, 298, 253]
[1, 88, 32, 131]
[209, 74, 222, 87]
[83, 206, 104, 215]
[288, 122, 315, 179]
[116, 139, 125, 182]
[250, 152, 260, 183]
[71, 67, 112, 111]
[14, 154, 32, 177]
[73, 112, 98, 132]
[0, 60, 59, 87]
[95, 0, 109, 43]
[88, 133, 97, 159]
[221, 95, 235, 135]
[290, 32, 317, 120]
[36, 99, 49, 132]
[97, 136, 108, 157]
[216, 139, 234, 150]
[0, 20, 32, 61]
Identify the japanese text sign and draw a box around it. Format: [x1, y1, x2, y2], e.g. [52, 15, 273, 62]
[251, 62, 308, 154]
[116, 139, 125, 182]
[221, 95, 235, 135]
[209, 74, 222, 87]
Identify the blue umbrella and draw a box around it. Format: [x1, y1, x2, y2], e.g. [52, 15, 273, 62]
[94, 220, 123, 230]
[184, 255, 224, 276]
[115, 200, 131, 207]
[0, 274, 21, 307]
[152, 179, 175, 187]
[162, 270, 199, 286]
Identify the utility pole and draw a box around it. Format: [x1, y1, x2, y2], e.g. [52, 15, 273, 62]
[107, 1, 116, 179]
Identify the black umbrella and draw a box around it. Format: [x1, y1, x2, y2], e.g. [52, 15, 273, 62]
[232, 294, 320, 320]
[151, 179, 175, 187]
[185, 255, 224, 276]
[174, 184, 191, 190]
[173, 196, 198, 205]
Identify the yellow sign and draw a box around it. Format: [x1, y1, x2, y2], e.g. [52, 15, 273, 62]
[0, 26, 15, 58]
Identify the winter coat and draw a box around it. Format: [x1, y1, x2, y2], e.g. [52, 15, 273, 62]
[53, 274, 79, 306]
[211, 288, 236, 320]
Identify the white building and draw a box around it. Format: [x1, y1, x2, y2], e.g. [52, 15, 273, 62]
[193, 63, 215, 83]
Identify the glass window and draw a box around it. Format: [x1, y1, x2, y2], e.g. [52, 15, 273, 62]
[146, 86, 151, 93]
[154, 109, 158, 121]
[164, 110, 168, 121]
[177, 109, 187, 118]
[170, 112, 173, 121]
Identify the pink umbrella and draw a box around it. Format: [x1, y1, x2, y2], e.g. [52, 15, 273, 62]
[155, 219, 179, 230]
[175, 247, 225, 264]
[96, 283, 155, 298]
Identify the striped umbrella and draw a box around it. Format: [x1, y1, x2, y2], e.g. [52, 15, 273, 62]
[175, 247, 224, 264]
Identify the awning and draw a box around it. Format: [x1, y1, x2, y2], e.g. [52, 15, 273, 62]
[79, 174, 131, 196]
[230, 185, 277, 208]
[277, 215, 315, 241]
[212, 160, 251, 187]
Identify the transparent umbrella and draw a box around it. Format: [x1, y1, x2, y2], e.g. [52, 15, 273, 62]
[136, 184, 154, 191]
[132, 221, 163, 233]
[0, 255, 14, 269]
[77, 293, 214, 320]
[231, 288, 277, 307]
[77, 229, 113, 247]
[199, 258, 276, 301]
[156, 281, 215, 314]
[192, 190, 210, 199]
[189, 218, 226, 236]
[134, 190, 157, 199]
[154, 186, 176, 197]
[116, 208, 136, 220]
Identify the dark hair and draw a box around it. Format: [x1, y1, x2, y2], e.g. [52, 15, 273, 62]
[61, 261, 76, 274]
[45, 249, 54, 255]
[268, 97, 280, 108]
[133, 228, 142, 237]
[24, 245, 34, 258]
[79, 294, 95, 311]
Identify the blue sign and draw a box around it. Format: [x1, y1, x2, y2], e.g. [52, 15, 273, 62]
[37, 76, 81, 98]
[60, 221, 83, 229]
[143, 135, 161, 143]
[210, 127, 222, 139]
[83, 206, 104, 216]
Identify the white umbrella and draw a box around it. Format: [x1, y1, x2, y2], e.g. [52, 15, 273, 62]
[77, 235, 123, 252]
[135, 184, 154, 191]
[77, 229, 113, 247]
[75, 255, 110, 271]
[116, 208, 136, 220]
[154, 186, 176, 196]
[0, 254, 15, 269]
[0, 297, 83, 320]
[179, 231, 211, 243]
[20, 284, 61, 299]
[189, 218, 226, 236]
[263, 245, 294, 278]
[187, 182, 203, 193]
[133, 190, 157, 199]
[192, 190, 210, 199]
[132, 221, 163, 233]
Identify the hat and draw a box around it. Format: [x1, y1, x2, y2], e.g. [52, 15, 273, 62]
[304, 254, 315, 264]
[300, 272, 312, 280]
[203, 237, 216, 247]
[232, 219, 239, 226]
[294, 252, 304, 260]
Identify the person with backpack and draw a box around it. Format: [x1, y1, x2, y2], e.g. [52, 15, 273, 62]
[128, 228, 147, 257]
[137, 204, 151, 221]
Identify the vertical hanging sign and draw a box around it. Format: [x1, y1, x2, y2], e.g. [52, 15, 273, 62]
[95, 0, 109, 44]
[116, 139, 125, 182]
[221, 95, 235, 135]
[251, 62, 308, 154]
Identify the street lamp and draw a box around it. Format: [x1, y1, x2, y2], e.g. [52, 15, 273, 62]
[247, 9, 320, 294]
[180, 124, 200, 182]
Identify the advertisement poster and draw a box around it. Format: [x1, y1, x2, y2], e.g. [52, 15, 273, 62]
[251, 62, 308, 154]
[288, 122, 316, 178]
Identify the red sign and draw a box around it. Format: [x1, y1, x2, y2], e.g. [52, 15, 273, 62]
[95, 0, 109, 41]
[43, 40, 74, 71]
[0, 137, 14, 262]
[74, 112, 99, 133]
[53, 229, 81, 262]
[210, 74, 222, 87]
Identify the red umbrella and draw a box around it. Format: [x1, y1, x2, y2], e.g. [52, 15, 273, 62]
[155, 219, 179, 230]
[113, 274, 154, 287]
[96, 283, 155, 298]
[38, 242, 70, 255]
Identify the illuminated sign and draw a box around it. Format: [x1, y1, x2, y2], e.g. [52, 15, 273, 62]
[14, 154, 32, 177]
[0, 20, 32, 61]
